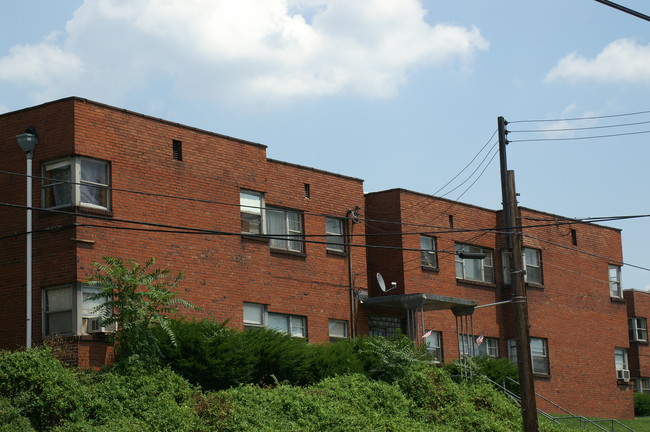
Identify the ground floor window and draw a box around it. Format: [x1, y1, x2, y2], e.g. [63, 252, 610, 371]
[368, 315, 402, 337]
[424, 331, 443, 363]
[460, 334, 498, 358]
[636, 378, 650, 393]
[43, 284, 111, 336]
[508, 337, 549, 375]
[328, 319, 349, 341]
[243, 302, 306, 337]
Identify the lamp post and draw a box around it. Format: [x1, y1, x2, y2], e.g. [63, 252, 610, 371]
[16, 130, 37, 349]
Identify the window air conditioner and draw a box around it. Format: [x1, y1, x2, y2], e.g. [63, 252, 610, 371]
[617, 369, 631, 382]
[85, 317, 117, 334]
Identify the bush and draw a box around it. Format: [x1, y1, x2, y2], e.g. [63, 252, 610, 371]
[635, 392, 650, 417]
[0, 396, 35, 432]
[157, 320, 366, 390]
[444, 355, 520, 395]
[0, 347, 86, 430]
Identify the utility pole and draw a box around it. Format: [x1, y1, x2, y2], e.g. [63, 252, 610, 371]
[498, 116, 539, 432]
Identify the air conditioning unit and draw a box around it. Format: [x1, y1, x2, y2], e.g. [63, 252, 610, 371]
[617, 369, 631, 382]
[84, 317, 117, 334]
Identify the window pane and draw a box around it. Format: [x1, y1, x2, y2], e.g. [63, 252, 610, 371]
[243, 303, 264, 325]
[47, 311, 73, 335]
[268, 313, 289, 333]
[290, 316, 306, 337]
[329, 319, 348, 338]
[420, 236, 437, 268]
[46, 287, 73, 312]
[240, 191, 262, 215]
[326, 218, 345, 252]
[267, 209, 286, 249]
[80, 159, 109, 207]
[43, 163, 72, 208]
[81, 288, 106, 317]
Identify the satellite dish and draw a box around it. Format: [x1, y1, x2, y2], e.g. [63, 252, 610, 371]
[376, 273, 397, 292]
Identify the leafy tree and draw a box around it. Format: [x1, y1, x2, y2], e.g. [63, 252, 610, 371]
[88, 257, 198, 362]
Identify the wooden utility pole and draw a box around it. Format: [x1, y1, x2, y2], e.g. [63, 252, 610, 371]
[498, 116, 539, 432]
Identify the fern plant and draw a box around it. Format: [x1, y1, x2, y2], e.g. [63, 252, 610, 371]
[88, 257, 199, 363]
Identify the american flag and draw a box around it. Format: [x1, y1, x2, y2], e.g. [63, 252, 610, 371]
[476, 333, 485, 346]
[422, 329, 433, 339]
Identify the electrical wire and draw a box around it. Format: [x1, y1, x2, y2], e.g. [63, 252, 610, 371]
[508, 109, 650, 124]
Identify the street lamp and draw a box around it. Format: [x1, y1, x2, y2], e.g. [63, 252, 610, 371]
[16, 129, 37, 349]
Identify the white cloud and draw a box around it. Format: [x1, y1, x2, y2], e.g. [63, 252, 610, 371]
[0, 0, 488, 106]
[546, 38, 650, 84]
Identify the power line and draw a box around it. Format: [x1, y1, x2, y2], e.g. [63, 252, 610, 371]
[508, 109, 650, 124]
[509, 129, 650, 143]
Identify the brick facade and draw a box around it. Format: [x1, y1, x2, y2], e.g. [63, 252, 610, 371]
[0, 97, 635, 419]
[365, 189, 633, 419]
[624, 289, 650, 393]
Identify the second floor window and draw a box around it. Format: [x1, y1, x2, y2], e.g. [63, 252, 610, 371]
[503, 247, 543, 285]
[267, 207, 304, 252]
[630, 317, 648, 342]
[43, 157, 110, 210]
[609, 265, 622, 298]
[325, 217, 345, 253]
[508, 337, 549, 375]
[240, 190, 264, 234]
[420, 236, 438, 269]
[455, 243, 494, 283]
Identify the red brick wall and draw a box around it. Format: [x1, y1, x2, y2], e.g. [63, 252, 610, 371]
[365, 190, 633, 419]
[625, 290, 650, 379]
[0, 98, 367, 352]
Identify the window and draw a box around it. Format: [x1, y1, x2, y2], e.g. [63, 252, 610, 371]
[637, 378, 650, 394]
[267, 207, 304, 252]
[615, 347, 629, 373]
[455, 243, 494, 283]
[424, 331, 443, 363]
[43, 284, 110, 336]
[503, 248, 543, 285]
[459, 334, 498, 358]
[240, 190, 264, 234]
[630, 317, 648, 342]
[368, 315, 401, 337]
[508, 337, 549, 375]
[609, 265, 622, 298]
[43, 157, 110, 210]
[420, 236, 438, 269]
[243, 302, 306, 337]
[328, 319, 348, 341]
[326, 217, 345, 253]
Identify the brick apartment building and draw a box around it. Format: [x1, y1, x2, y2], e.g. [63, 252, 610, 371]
[0, 97, 368, 366]
[0, 97, 635, 419]
[625, 289, 650, 394]
[364, 188, 633, 419]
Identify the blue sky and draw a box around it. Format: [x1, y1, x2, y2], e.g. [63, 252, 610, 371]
[2, 0, 650, 289]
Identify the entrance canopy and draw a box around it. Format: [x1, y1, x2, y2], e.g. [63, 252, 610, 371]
[362, 292, 477, 315]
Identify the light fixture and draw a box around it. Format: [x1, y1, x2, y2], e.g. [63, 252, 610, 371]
[16, 128, 37, 349]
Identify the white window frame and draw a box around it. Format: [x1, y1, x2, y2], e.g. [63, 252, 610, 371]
[42, 284, 111, 336]
[328, 319, 349, 341]
[243, 302, 306, 338]
[424, 331, 443, 363]
[240, 190, 264, 234]
[503, 248, 543, 285]
[267, 207, 304, 252]
[615, 347, 629, 373]
[455, 243, 494, 283]
[325, 217, 345, 253]
[508, 337, 549, 375]
[42, 157, 110, 210]
[460, 334, 499, 358]
[420, 235, 438, 269]
[630, 317, 648, 342]
[609, 265, 622, 298]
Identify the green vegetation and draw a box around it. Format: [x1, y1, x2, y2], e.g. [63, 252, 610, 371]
[0, 333, 572, 431]
[88, 257, 199, 361]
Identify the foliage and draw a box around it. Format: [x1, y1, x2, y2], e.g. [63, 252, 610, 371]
[0, 348, 85, 430]
[88, 256, 198, 362]
[0, 396, 35, 432]
[444, 354, 520, 395]
[352, 333, 429, 383]
[156, 320, 365, 390]
[636, 392, 650, 417]
[200, 374, 440, 432]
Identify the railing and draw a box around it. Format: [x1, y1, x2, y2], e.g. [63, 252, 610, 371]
[485, 376, 636, 432]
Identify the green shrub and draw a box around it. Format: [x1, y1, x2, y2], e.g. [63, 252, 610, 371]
[444, 355, 520, 395]
[0, 396, 35, 432]
[353, 334, 429, 383]
[0, 347, 85, 430]
[635, 392, 650, 417]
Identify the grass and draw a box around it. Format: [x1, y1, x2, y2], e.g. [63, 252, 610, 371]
[542, 415, 650, 432]
[620, 417, 650, 432]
